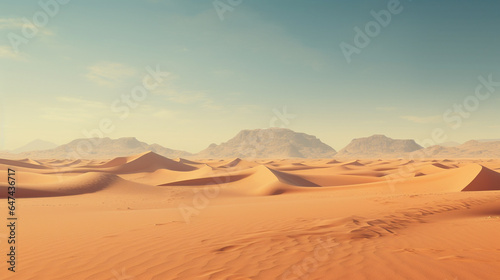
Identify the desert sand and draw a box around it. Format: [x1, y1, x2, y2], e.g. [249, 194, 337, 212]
[1, 152, 500, 279]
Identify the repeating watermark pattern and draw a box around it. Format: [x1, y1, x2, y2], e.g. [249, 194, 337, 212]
[270, 106, 297, 128]
[213, 0, 244, 21]
[340, 0, 411, 64]
[8, 0, 71, 53]
[280, 238, 339, 280]
[43, 65, 169, 182]
[235, 106, 296, 158]
[178, 184, 222, 224]
[111, 267, 134, 280]
[178, 105, 297, 223]
[385, 73, 500, 190]
[443, 74, 500, 130]
[65, 65, 169, 160]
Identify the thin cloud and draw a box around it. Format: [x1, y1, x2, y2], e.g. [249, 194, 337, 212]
[132, 104, 179, 119]
[0, 45, 24, 60]
[400, 115, 442, 124]
[376, 107, 397, 112]
[0, 18, 26, 29]
[40, 97, 108, 122]
[86, 62, 136, 87]
[40, 107, 97, 123]
[152, 84, 218, 109]
[153, 109, 177, 119]
[56, 96, 106, 109]
[167, 90, 207, 104]
[0, 18, 53, 35]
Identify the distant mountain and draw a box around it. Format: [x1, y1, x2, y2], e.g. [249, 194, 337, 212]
[336, 135, 423, 158]
[195, 128, 336, 159]
[0, 137, 192, 159]
[12, 139, 58, 153]
[438, 141, 461, 147]
[477, 139, 500, 143]
[3, 133, 499, 160]
[421, 140, 500, 158]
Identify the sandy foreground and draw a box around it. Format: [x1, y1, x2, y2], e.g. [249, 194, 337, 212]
[1, 152, 500, 280]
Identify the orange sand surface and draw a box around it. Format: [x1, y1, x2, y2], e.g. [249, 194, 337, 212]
[1, 152, 500, 279]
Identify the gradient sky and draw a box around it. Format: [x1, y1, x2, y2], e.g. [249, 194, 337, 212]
[1, 0, 500, 153]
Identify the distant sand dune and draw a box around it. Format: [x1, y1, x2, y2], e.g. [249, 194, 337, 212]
[102, 151, 197, 173]
[0, 158, 49, 169]
[0, 172, 120, 198]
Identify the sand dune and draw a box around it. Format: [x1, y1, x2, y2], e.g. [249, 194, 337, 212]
[340, 160, 365, 167]
[103, 151, 197, 173]
[462, 165, 500, 191]
[123, 164, 215, 186]
[2, 154, 500, 279]
[214, 158, 258, 169]
[158, 165, 289, 195]
[0, 172, 121, 198]
[0, 158, 49, 169]
[175, 158, 203, 165]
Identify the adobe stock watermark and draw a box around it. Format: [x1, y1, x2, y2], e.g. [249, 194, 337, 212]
[111, 267, 134, 280]
[239, 106, 297, 158]
[178, 182, 222, 224]
[8, 0, 71, 53]
[64, 65, 169, 160]
[280, 238, 339, 280]
[340, 0, 411, 64]
[270, 106, 297, 128]
[385, 73, 500, 190]
[178, 106, 297, 223]
[443, 74, 500, 129]
[46, 65, 168, 182]
[213, 0, 243, 21]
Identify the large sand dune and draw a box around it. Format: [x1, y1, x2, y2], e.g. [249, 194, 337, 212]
[1, 152, 500, 279]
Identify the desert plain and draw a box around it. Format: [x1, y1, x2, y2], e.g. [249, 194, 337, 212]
[1, 152, 500, 279]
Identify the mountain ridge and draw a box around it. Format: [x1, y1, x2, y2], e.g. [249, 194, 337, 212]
[0, 137, 192, 160]
[1, 130, 499, 159]
[336, 134, 423, 158]
[195, 128, 337, 159]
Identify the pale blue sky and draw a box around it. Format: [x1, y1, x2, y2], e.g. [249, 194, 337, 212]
[1, 0, 499, 152]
